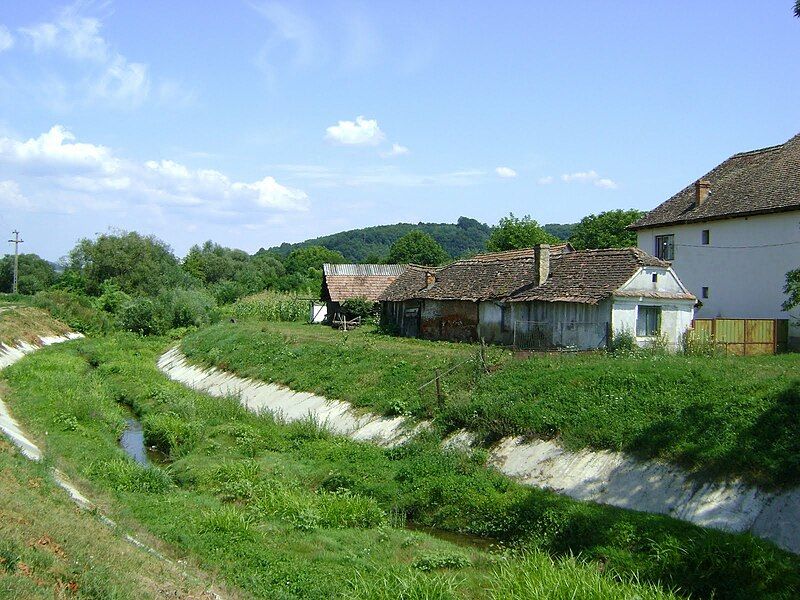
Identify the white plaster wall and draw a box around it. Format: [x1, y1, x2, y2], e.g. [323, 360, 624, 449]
[477, 301, 506, 344]
[611, 300, 694, 350]
[636, 211, 800, 322]
[619, 267, 686, 294]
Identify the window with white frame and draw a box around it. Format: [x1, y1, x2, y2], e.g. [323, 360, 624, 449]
[636, 306, 661, 337]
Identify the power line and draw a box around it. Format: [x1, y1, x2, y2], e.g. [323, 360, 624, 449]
[676, 241, 800, 249]
[7, 230, 23, 294]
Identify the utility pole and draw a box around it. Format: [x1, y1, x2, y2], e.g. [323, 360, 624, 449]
[8, 230, 23, 294]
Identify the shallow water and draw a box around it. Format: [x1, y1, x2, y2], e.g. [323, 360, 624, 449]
[120, 416, 150, 465]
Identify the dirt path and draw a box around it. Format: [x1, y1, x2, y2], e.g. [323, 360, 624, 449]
[161, 346, 800, 555]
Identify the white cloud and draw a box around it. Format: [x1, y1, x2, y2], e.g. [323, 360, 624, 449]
[0, 126, 309, 218]
[0, 25, 14, 52]
[594, 177, 618, 189]
[495, 166, 517, 178]
[560, 170, 618, 189]
[0, 125, 119, 174]
[0, 180, 31, 209]
[537, 175, 554, 185]
[380, 143, 410, 158]
[325, 115, 385, 146]
[13, 6, 188, 108]
[20, 11, 109, 62]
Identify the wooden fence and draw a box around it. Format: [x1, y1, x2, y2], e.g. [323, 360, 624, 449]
[691, 318, 789, 355]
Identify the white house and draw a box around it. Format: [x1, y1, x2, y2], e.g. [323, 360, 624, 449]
[630, 132, 800, 349]
[380, 245, 696, 351]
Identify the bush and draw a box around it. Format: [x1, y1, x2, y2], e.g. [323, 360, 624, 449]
[608, 328, 636, 353]
[32, 290, 114, 334]
[411, 552, 471, 572]
[161, 287, 217, 328]
[341, 297, 376, 320]
[117, 297, 167, 335]
[143, 412, 202, 457]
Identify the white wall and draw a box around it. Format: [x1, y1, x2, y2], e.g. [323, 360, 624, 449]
[636, 211, 800, 321]
[611, 299, 695, 350]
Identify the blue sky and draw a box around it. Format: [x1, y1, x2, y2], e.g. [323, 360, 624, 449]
[0, 1, 798, 261]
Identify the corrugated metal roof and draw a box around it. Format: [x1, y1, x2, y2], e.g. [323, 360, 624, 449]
[323, 264, 406, 276]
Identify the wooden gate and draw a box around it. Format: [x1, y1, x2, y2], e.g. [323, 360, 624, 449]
[691, 319, 788, 355]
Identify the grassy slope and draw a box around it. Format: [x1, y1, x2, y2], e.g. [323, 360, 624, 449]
[182, 321, 800, 488]
[0, 437, 220, 599]
[4, 335, 800, 599]
[0, 306, 71, 345]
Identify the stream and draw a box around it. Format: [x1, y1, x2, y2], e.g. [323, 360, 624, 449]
[119, 410, 165, 466]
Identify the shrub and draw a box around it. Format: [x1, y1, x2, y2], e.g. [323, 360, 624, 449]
[160, 287, 217, 328]
[143, 412, 202, 456]
[117, 297, 167, 335]
[32, 290, 114, 334]
[608, 328, 636, 353]
[341, 297, 376, 320]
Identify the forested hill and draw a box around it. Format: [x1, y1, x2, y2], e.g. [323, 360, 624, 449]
[264, 217, 574, 262]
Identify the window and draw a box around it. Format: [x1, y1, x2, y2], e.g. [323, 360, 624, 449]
[500, 304, 511, 332]
[651, 273, 658, 283]
[702, 287, 709, 299]
[701, 230, 710, 245]
[654, 234, 674, 260]
[636, 306, 661, 337]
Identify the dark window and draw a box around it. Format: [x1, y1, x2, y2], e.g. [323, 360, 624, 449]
[636, 306, 661, 337]
[500, 304, 511, 332]
[701, 230, 710, 245]
[702, 287, 709, 299]
[654, 234, 674, 260]
[651, 273, 658, 283]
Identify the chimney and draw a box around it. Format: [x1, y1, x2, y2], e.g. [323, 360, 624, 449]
[695, 179, 711, 207]
[534, 244, 550, 285]
[425, 270, 436, 287]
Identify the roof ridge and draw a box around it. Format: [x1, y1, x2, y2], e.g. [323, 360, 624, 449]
[730, 143, 785, 159]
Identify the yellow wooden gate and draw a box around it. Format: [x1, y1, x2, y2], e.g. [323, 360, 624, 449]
[691, 319, 789, 355]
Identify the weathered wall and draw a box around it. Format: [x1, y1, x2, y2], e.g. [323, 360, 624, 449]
[509, 301, 610, 350]
[420, 300, 478, 342]
[477, 301, 511, 345]
[611, 299, 695, 350]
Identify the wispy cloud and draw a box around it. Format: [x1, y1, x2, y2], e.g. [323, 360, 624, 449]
[325, 115, 385, 146]
[559, 170, 618, 188]
[0, 125, 309, 220]
[0, 25, 14, 52]
[270, 163, 489, 188]
[11, 4, 192, 109]
[252, 1, 317, 83]
[381, 143, 410, 158]
[495, 166, 517, 178]
[537, 175, 554, 185]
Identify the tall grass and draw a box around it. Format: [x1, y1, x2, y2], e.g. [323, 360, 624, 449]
[227, 291, 310, 322]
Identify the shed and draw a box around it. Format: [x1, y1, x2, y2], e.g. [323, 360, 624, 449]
[321, 263, 406, 321]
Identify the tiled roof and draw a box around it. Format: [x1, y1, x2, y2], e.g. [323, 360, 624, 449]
[468, 244, 572, 261]
[630, 132, 800, 229]
[322, 263, 406, 302]
[509, 248, 671, 305]
[380, 250, 544, 302]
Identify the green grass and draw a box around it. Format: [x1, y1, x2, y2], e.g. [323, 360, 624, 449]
[181, 321, 800, 488]
[0, 306, 72, 345]
[3, 334, 800, 598]
[0, 436, 221, 599]
[226, 291, 311, 322]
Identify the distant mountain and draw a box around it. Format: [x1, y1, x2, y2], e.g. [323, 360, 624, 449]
[264, 217, 576, 262]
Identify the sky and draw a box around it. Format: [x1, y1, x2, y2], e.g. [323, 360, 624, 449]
[0, 1, 798, 261]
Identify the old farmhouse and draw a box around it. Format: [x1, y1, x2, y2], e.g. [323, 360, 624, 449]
[321, 263, 406, 321]
[630, 131, 800, 349]
[379, 245, 696, 350]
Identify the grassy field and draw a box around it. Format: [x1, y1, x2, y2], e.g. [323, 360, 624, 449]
[0, 435, 223, 599]
[182, 321, 800, 488]
[3, 334, 800, 598]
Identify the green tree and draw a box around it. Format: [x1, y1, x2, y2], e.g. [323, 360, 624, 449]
[486, 213, 559, 252]
[0, 253, 58, 294]
[66, 231, 189, 296]
[568, 209, 645, 250]
[387, 231, 449, 266]
[783, 268, 800, 311]
[283, 245, 345, 274]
